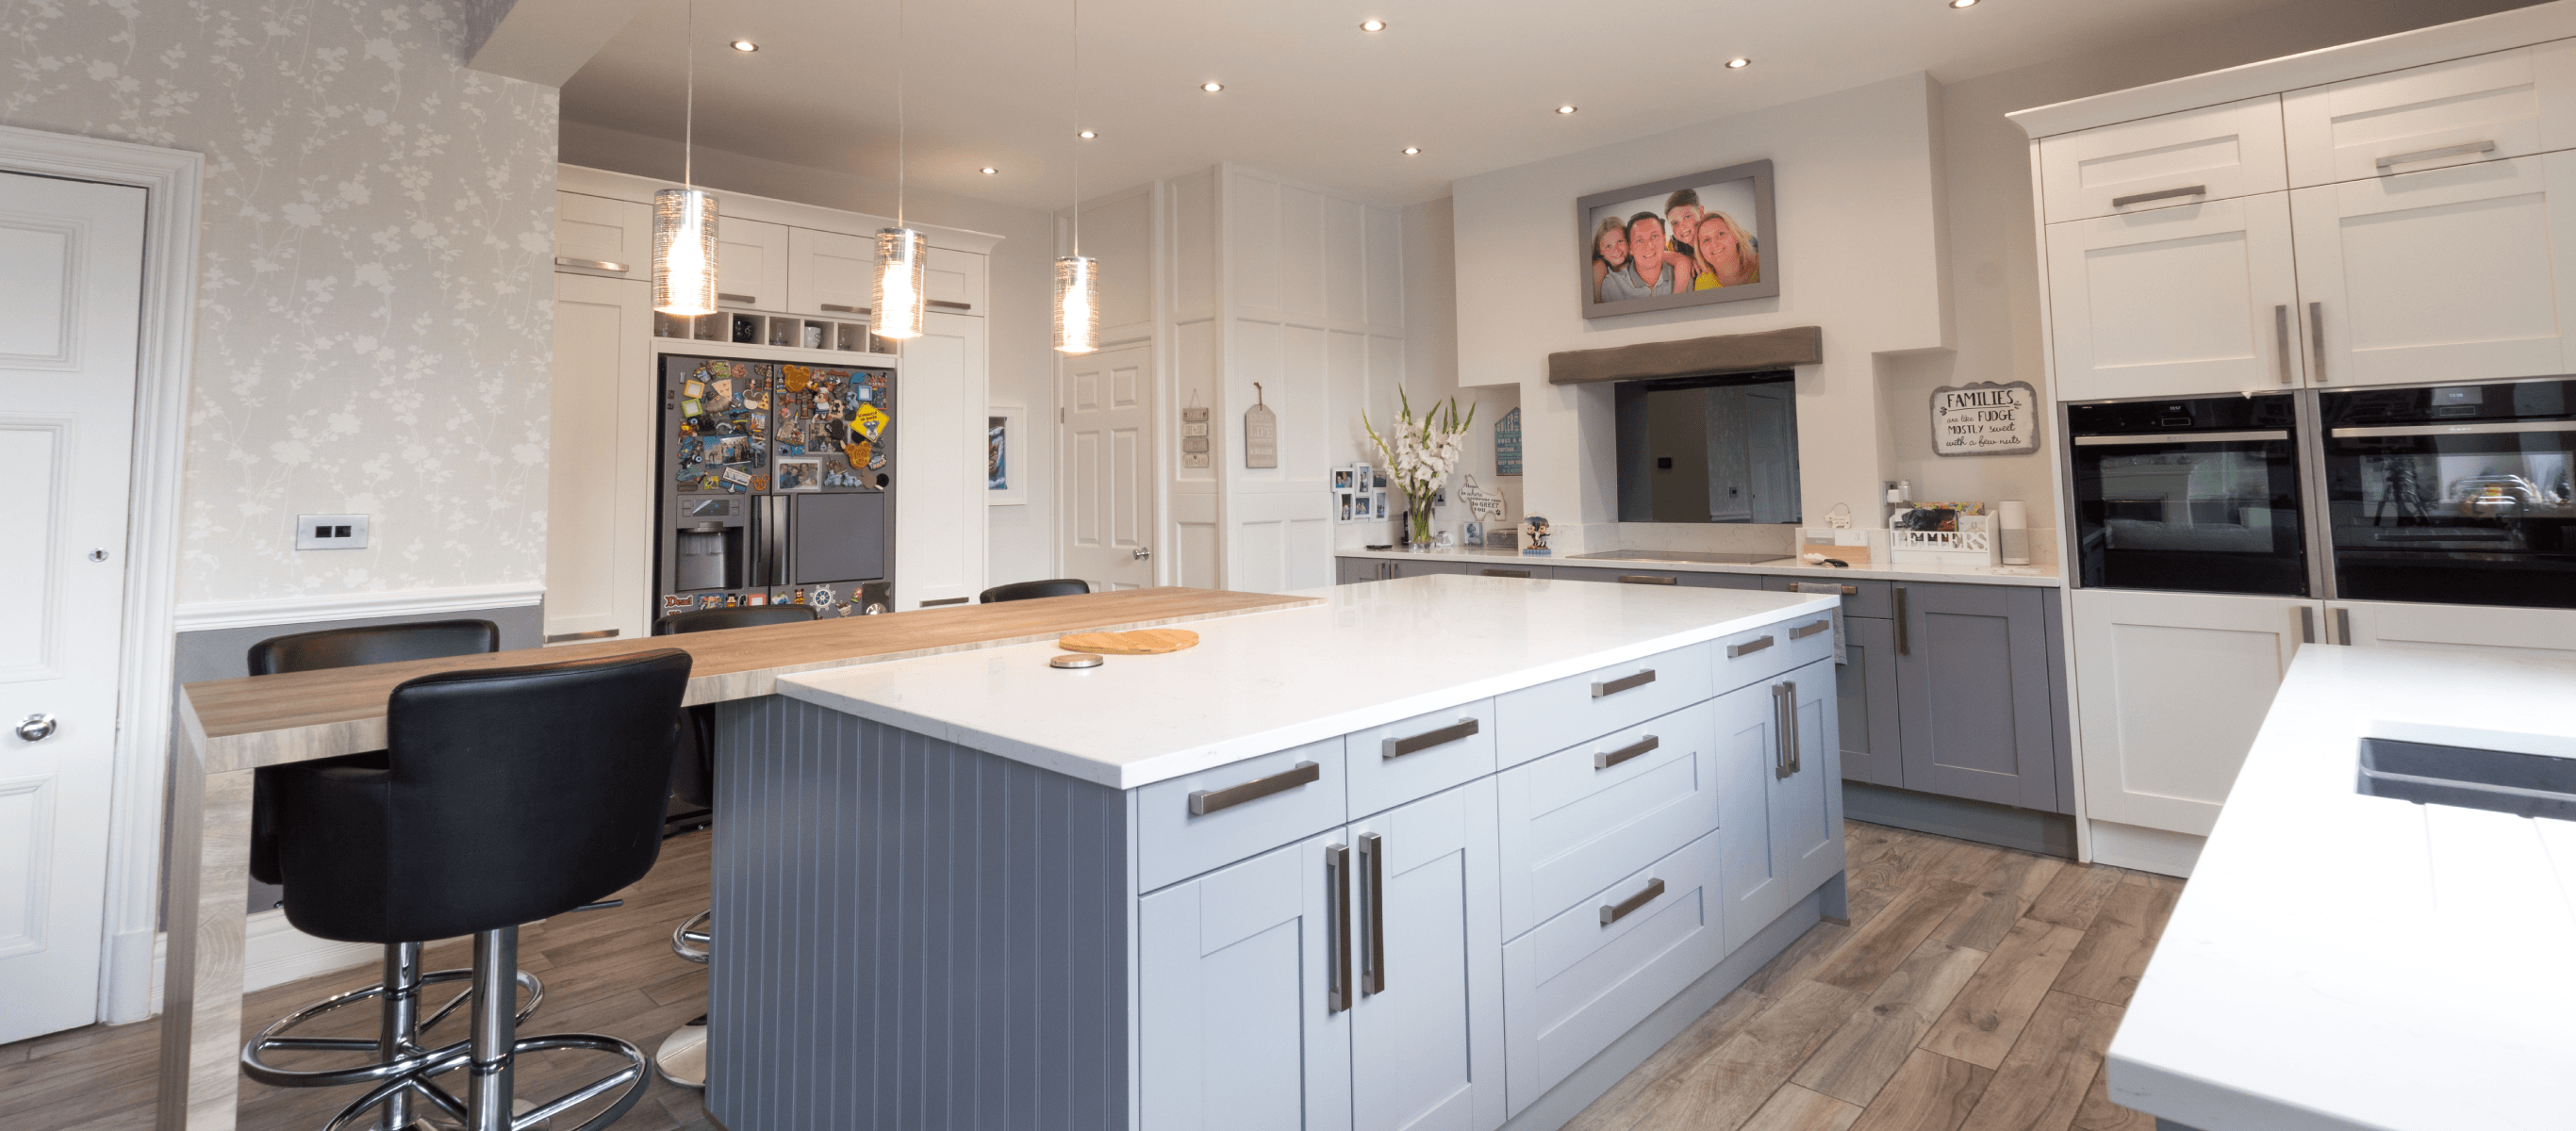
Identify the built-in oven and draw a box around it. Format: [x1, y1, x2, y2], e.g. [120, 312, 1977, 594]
[2318, 378, 2575, 609]
[2067, 394, 2310, 597]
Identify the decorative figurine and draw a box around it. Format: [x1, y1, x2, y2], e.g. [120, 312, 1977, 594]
[1521, 516, 1552, 557]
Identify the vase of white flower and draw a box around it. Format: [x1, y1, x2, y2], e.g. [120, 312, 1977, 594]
[1364, 387, 1477, 550]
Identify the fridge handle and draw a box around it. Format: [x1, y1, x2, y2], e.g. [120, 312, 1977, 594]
[754, 495, 787, 588]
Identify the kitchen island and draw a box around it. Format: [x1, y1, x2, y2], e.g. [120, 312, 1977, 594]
[2108, 645, 2576, 1131]
[705, 573, 1846, 1131]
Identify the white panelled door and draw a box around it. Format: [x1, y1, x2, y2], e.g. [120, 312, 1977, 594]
[1061, 343, 1156, 590]
[2045, 193, 2305, 401]
[0, 170, 145, 1043]
[2290, 153, 2576, 387]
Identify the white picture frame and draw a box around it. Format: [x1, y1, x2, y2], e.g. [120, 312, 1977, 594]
[987, 402, 1028, 506]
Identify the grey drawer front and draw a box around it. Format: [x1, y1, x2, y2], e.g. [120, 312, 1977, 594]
[1713, 611, 1835, 696]
[1136, 737, 1348, 892]
[1494, 642, 1714, 769]
[1345, 698, 1498, 818]
[1496, 699, 1720, 938]
[1760, 574, 1893, 618]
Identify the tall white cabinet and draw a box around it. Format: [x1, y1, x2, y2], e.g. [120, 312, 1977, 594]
[545, 165, 999, 637]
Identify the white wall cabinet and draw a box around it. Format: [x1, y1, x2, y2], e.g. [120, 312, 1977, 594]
[2284, 43, 2576, 188]
[2290, 151, 2576, 386]
[554, 191, 651, 280]
[784, 226, 877, 318]
[2069, 589, 2311, 840]
[2039, 96, 2288, 223]
[715, 215, 791, 311]
[545, 272, 654, 643]
[2044, 192, 2305, 401]
[924, 245, 989, 316]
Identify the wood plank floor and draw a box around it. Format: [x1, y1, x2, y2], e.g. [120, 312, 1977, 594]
[0, 822, 2180, 1131]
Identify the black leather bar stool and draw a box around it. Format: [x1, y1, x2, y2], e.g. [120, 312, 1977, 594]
[239, 621, 550, 1131]
[644, 604, 814, 1089]
[979, 578, 1091, 603]
[266, 649, 693, 1131]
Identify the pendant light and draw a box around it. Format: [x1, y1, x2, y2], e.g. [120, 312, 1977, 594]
[1053, 0, 1100, 354]
[872, 0, 928, 340]
[653, 1, 719, 317]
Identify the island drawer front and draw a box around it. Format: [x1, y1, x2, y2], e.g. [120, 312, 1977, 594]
[1497, 700, 1720, 939]
[1138, 737, 1348, 893]
[1500, 828, 1726, 1116]
[1760, 575, 1894, 619]
[1714, 614, 1834, 696]
[1494, 643, 1714, 769]
[1345, 698, 1498, 819]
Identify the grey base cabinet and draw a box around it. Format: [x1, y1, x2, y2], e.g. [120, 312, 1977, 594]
[1833, 615, 1903, 789]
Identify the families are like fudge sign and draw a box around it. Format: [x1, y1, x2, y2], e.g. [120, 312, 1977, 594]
[1929, 381, 2040, 457]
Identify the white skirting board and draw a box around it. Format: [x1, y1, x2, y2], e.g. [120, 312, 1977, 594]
[2088, 820, 2204, 879]
[147, 910, 382, 1015]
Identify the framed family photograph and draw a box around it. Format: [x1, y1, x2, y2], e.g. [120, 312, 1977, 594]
[1579, 157, 1776, 319]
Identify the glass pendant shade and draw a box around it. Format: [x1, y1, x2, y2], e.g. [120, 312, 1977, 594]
[1053, 255, 1100, 354]
[872, 227, 929, 339]
[652, 188, 720, 316]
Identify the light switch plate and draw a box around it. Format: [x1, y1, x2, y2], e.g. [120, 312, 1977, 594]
[296, 514, 370, 550]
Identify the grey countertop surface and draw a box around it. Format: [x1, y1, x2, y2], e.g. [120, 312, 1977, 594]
[1333, 545, 2065, 587]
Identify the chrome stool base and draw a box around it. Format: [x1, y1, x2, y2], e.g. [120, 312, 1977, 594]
[652, 1017, 707, 1090]
[241, 941, 544, 1131]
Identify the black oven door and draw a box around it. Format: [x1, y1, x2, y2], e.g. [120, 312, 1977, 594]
[2321, 383, 2576, 609]
[2071, 428, 2310, 597]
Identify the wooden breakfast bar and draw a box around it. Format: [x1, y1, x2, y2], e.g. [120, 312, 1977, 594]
[152, 588, 1322, 1131]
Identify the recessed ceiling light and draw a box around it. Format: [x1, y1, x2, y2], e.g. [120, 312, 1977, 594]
[1079, 129, 1098, 139]
[1556, 105, 1577, 115]
[1360, 18, 1386, 31]
[1202, 81, 1225, 92]
[1402, 146, 1421, 156]
[1726, 57, 1751, 69]
[730, 40, 758, 52]
[1949, 0, 1978, 7]
[980, 166, 998, 174]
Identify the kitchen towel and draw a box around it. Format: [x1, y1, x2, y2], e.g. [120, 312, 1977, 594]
[1789, 582, 1847, 664]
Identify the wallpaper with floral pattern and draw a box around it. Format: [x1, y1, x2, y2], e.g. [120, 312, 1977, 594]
[2, 0, 559, 605]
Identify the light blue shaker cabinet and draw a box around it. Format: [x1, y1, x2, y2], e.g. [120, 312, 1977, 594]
[1716, 656, 1843, 954]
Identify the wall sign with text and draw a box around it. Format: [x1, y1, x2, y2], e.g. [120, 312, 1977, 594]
[1930, 381, 2039, 456]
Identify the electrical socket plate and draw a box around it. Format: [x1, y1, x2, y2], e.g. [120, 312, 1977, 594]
[295, 514, 370, 550]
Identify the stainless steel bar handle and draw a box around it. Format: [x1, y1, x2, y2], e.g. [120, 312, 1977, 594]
[1384, 717, 1479, 760]
[1894, 586, 1909, 655]
[2310, 302, 2326, 383]
[2275, 304, 2292, 385]
[718, 292, 757, 305]
[820, 303, 868, 314]
[1357, 833, 1386, 995]
[1592, 669, 1657, 697]
[1326, 844, 1351, 1013]
[1188, 761, 1321, 815]
[1773, 683, 1793, 779]
[2377, 139, 2495, 170]
[2110, 184, 2207, 208]
[927, 299, 974, 312]
[553, 256, 629, 273]
[1727, 635, 1775, 659]
[1784, 680, 1801, 775]
[1617, 574, 1679, 585]
[2336, 607, 2353, 646]
[2072, 431, 2291, 446]
[2299, 606, 2316, 645]
[1791, 618, 1832, 641]
[1593, 734, 1660, 771]
[1483, 568, 1532, 578]
[1601, 877, 1666, 926]
[2330, 421, 2576, 438]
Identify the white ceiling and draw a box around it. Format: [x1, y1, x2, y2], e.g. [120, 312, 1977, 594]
[558, 0, 2307, 212]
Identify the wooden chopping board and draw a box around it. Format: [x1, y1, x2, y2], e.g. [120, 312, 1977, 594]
[1057, 628, 1200, 655]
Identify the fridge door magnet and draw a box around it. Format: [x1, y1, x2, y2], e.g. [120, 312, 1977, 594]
[719, 466, 754, 491]
[777, 457, 821, 491]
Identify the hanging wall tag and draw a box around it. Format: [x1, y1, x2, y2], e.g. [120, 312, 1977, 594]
[1244, 383, 1278, 468]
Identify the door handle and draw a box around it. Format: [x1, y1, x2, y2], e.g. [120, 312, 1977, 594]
[1357, 832, 1386, 995]
[2377, 139, 2495, 170]
[1593, 734, 1660, 770]
[718, 292, 757, 305]
[1482, 568, 1531, 578]
[1785, 680, 1801, 775]
[927, 299, 974, 312]
[2274, 304, 2292, 385]
[1188, 761, 1320, 815]
[2336, 606, 2353, 646]
[820, 303, 868, 314]
[1616, 574, 1678, 585]
[553, 256, 629, 273]
[1591, 669, 1657, 697]
[1600, 877, 1666, 926]
[14, 713, 56, 743]
[1326, 844, 1351, 1013]
[1791, 618, 1832, 640]
[2309, 302, 2326, 383]
[1894, 586, 1909, 655]
[2299, 606, 2316, 645]
[2109, 184, 2206, 209]
[1132, 547, 1152, 560]
[1384, 717, 1478, 759]
[1726, 635, 1775, 659]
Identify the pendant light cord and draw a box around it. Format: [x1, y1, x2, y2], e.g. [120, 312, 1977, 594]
[896, 0, 906, 230]
[683, 0, 695, 188]
[1071, 0, 1081, 257]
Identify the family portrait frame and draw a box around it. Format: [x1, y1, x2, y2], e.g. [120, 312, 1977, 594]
[1578, 157, 1777, 320]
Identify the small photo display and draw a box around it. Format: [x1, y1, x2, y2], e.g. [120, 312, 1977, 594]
[1338, 491, 1356, 522]
[776, 457, 823, 491]
[1373, 492, 1388, 520]
[1333, 469, 1355, 491]
[1353, 464, 1372, 489]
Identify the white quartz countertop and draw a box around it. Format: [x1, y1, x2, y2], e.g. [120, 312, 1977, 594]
[1334, 546, 2063, 587]
[775, 573, 1833, 790]
[2108, 645, 2576, 1131]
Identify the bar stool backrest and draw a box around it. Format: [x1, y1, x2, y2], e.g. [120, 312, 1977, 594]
[249, 619, 501, 676]
[979, 578, 1091, 603]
